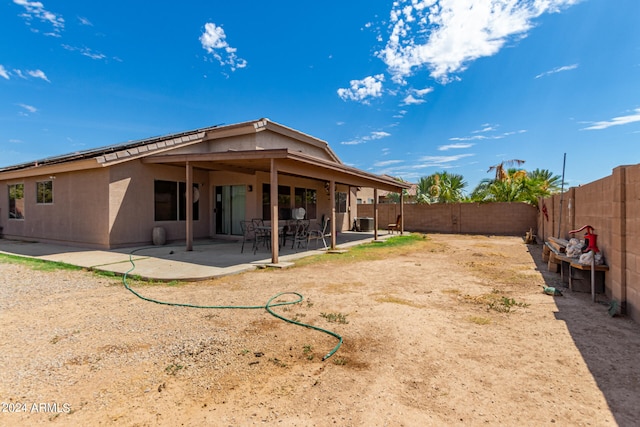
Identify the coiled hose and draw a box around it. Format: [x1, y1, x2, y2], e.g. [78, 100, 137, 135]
[122, 249, 342, 360]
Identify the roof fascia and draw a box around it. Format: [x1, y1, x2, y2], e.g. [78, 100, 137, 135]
[0, 158, 100, 181]
[261, 120, 342, 163]
[284, 151, 411, 191]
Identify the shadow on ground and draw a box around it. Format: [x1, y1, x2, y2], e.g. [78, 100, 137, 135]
[527, 242, 640, 427]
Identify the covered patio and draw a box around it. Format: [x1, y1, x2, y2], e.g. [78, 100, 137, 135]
[143, 144, 411, 265]
[0, 230, 397, 281]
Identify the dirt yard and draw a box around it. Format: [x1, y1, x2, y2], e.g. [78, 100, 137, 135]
[1, 234, 639, 426]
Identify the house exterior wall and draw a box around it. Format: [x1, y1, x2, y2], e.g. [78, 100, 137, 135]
[0, 122, 406, 249]
[357, 202, 537, 235]
[1, 168, 111, 247]
[107, 162, 211, 248]
[539, 164, 640, 323]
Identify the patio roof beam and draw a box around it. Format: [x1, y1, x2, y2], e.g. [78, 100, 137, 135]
[143, 149, 409, 193]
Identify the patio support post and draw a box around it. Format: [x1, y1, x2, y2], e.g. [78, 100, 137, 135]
[186, 161, 193, 251]
[270, 159, 279, 264]
[330, 180, 336, 249]
[400, 191, 404, 235]
[373, 188, 378, 241]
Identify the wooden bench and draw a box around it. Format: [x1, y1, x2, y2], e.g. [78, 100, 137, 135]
[569, 261, 609, 302]
[543, 238, 569, 276]
[543, 238, 608, 302]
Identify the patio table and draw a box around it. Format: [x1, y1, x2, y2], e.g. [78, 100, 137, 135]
[255, 225, 285, 249]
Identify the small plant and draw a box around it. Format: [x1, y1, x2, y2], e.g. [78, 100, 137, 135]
[320, 312, 349, 324]
[165, 363, 184, 375]
[303, 344, 314, 360]
[290, 313, 306, 322]
[332, 358, 347, 366]
[488, 296, 529, 313]
[269, 358, 288, 368]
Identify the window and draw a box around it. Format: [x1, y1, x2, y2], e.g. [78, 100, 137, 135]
[8, 183, 25, 219]
[154, 180, 199, 221]
[294, 187, 317, 219]
[335, 192, 348, 213]
[36, 180, 53, 204]
[262, 184, 293, 220]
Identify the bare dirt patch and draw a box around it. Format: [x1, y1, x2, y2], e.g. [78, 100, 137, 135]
[1, 234, 639, 426]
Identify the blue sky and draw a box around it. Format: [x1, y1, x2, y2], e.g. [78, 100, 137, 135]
[1, 0, 639, 190]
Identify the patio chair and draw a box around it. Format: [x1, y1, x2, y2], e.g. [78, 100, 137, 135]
[308, 218, 330, 249]
[291, 220, 310, 250]
[240, 220, 257, 254]
[282, 219, 298, 248]
[387, 215, 401, 234]
[251, 218, 271, 250]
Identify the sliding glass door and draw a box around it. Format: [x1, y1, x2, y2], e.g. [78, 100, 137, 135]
[215, 185, 246, 235]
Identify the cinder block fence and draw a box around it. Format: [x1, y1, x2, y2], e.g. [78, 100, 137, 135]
[538, 164, 640, 323]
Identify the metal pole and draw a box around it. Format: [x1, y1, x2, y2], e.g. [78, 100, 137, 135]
[557, 153, 566, 238]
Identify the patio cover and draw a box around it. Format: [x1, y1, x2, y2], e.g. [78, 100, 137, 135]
[142, 148, 410, 264]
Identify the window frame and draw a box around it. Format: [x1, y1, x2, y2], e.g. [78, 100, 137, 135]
[36, 180, 54, 204]
[154, 180, 199, 222]
[8, 183, 25, 219]
[335, 191, 348, 213]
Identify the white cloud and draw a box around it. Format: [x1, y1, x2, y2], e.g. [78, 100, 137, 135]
[18, 103, 37, 114]
[62, 44, 107, 60]
[438, 142, 474, 150]
[377, 0, 581, 83]
[337, 74, 385, 103]
[27, 69, 50, 82]
[420, 153, 475, 163]
[200, 22, 247, 71]
[535, 63, 578, 78]
[402, 94, 425, 105]
[449, 135, 488, 141]
[340, 129, 391, 145]
[78, 16, 93, 26]
[13, 0, 65, 35]
[10, 68, 51, 81]
[450, 127, 526, 141]
[473, 124, 497, 133]
[582, 108, 640, 130]
[414, 87, 434, 97]
[370, 131, 391, 140]
[374, 159, 405, 167]
[0, 65, 9, 79]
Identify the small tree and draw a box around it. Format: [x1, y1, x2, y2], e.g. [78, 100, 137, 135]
[417, 171, 467, 204]
[384, 177, 410, 203]
[470, 163, 561, 207]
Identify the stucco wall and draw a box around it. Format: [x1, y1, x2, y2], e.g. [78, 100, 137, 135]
[356, 202, 537, 236]
[107, 162, 211, 247]
[1, 168, 110, 247]
[539, 164, 640, 323]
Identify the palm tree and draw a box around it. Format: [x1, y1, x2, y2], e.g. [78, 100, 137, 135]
[471, 165, 562, 207]
[487, 159, 526, 181]
[417, 171, 467, 203]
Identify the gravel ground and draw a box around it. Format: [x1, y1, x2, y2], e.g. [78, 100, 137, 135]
[1, 234, 640, 426]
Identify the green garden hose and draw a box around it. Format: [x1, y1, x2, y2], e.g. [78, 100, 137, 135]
[122, 249, 342, 361]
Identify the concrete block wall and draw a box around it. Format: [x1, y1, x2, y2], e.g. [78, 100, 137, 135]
[356, 202, 537, 236]
[539, 163, 640, 323]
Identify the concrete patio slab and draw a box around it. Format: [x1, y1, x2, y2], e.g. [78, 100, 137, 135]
[0, 231, 398, 281]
